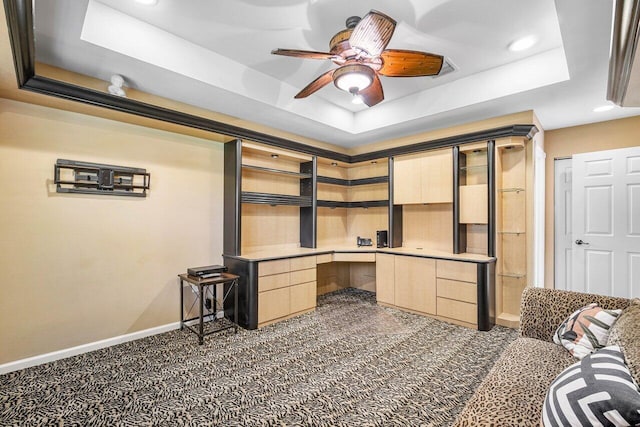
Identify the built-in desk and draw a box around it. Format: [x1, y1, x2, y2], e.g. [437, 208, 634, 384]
[223, 247, 495, 331]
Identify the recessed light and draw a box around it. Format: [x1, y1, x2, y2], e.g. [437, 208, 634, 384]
[508, 35, 537, 52]
[271, 154, 279, 159]
[135, 0, 158, 5]
[593, 105, 614, 112]
[331, 162, 338, 167]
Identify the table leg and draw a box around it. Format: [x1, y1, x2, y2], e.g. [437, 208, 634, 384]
[198, 283, 204, 345]
[234, 279, 238, 333]
[179, 278, 184, 330]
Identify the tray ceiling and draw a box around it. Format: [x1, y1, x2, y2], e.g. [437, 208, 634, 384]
[33, 0, 640, 147]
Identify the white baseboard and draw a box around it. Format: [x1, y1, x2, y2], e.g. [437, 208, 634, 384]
[0, 322, 182, 375]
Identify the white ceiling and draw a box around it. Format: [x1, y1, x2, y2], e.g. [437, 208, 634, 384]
[33, 0, 640, 148]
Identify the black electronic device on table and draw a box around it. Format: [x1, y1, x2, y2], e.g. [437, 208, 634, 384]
[377, 230, 388, 248]
[357, 236, 373, 247]
[187, 265, 228, 279]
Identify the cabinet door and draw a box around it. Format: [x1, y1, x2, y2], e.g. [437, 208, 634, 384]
[258, 287, 290, 324]
[460, 184, 488, 223]
[290, 281, 316, 313]
[375, 253, 395, 304]
[394, 256, 436, 314]
[393, 154, 422, 204]
[421, 149, 453, 203]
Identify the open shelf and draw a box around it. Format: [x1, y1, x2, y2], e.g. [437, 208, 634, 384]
[242, 164, 311, 179]
[497, 272, 526, 279]
[241, 192, 312, 207]
[317, 175, 388, 186]
[498, 187, 525, 193]
[317, 200, 389, 209]
[460, 164, 487, 171]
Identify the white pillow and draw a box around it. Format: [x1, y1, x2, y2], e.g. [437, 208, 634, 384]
[553, 303, 621, 359]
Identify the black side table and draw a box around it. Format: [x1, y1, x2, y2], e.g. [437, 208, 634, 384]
[178, 272, 239, 344]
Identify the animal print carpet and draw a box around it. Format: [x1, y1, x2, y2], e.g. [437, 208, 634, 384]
[0, 289, 516, 426]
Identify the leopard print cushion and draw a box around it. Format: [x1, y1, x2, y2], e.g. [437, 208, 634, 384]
[608, 299, 640, 385]
[453, 337, 575, 427]
[519, 288, 631, 343]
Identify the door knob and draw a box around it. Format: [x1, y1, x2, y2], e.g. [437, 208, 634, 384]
[575, 239, 590, 245]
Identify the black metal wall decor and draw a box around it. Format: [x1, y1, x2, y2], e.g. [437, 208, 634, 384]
[54, 159, 150, 197]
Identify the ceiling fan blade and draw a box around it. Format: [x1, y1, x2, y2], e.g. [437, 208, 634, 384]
[359, 74, 384, 107]
[349, 10, 396, 57]
[272, 48, 336, 60]
[295, 69, 336, 98]
[379, 49, 444, 77]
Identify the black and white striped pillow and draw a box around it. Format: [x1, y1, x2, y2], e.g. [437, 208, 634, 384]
[542, 346, 640, 426]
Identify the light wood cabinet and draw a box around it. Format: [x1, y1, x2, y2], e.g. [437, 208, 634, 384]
[460, 184, 488, 224]
[375, 253, 395, 305]
[258, 287, 290, 324]
[435, 259, 478, 327]
[393, 154, 422, 205]
[394, 256, 436, 315]
[290, 281, 316, 314]
[393, 149, 453, 205]
[257, 256, 317, 326]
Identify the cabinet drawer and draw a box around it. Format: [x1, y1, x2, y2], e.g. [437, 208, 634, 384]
[290, 268, 316, 285]
[333, 252, 376, 262]
[258, 287, 290, 324]
[437, 297, 477, 325]
[258, 272, 290, 292]
[436, 260, 477, 283]
[290, 256, 316, 271]
[290, 281, 316, 314]
[436, 278, 476, 304]
[259, 259, 290, 277]
[316, 253, 333, 264]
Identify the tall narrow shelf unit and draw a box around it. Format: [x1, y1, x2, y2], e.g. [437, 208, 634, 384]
[495, 137, 531, 327]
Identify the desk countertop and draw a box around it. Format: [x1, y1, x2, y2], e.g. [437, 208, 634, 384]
[223, 245, 495, 264]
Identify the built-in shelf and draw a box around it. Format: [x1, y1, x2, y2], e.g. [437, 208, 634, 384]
[241, 192, 312, 207]
[317, 200, 389, 209]
[242, 164, 311, 179]
[498, 187, 525, 193]
[460, 164, 487, 171]
[497, 273, 526, 279]
[317, 175, 388, 186]
[497, 231, 525, 235]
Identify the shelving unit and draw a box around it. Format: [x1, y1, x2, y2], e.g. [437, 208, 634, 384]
[222, 126, 537, 331]
[316, 158, 389, 247]
[224, 140, 316, 255]
[455, 141, 495, 256]
[495, 138, 529, 328]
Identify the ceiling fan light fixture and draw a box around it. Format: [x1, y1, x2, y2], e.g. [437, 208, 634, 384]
[333, 64, 374, 93]
[351, 94, 364, 105]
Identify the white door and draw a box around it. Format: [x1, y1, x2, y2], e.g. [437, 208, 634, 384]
[571, 146, 640, 298]
[554, 158, 572, 290]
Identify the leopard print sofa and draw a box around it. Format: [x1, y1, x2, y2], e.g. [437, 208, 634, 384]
[453, 287, 632, 427]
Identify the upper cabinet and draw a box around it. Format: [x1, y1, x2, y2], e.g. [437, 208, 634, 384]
[393, 148, 453, 205]
[459, 142, 489, 225]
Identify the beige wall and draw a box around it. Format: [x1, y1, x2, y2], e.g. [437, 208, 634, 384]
[0, 98, 224, 364]
[544, 115, 640, 288]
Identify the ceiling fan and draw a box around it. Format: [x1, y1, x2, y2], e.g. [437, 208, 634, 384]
[272, 10, 444, 107]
